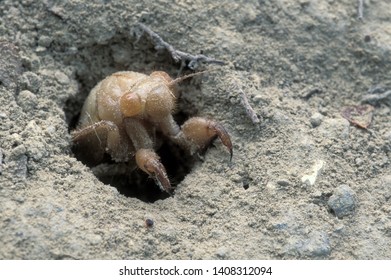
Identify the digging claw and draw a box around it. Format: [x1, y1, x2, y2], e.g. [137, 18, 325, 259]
[209, 121, 233, 161]
[144, 159, 172, 194]
[181, 117, 233, 161]
[136, 149, 172, 194]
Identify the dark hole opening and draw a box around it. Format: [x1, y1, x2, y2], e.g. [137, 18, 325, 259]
[68, 110, 196, 203]
[94, 139, 195, 203]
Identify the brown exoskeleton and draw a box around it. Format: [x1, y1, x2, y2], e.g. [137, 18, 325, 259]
[72, 71, 232, 193]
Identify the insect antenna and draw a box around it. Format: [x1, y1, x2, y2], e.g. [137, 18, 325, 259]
[168, 69, 215, 87]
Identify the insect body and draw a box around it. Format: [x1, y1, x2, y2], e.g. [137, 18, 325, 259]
[72, 71, 232, 193]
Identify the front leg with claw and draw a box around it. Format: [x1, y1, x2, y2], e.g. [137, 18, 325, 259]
[181, 117, 233, 160]
[135, 149, 171, 193]
[158, 116, 233, 161]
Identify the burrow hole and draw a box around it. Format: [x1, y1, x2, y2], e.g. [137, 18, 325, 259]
[64, 33, 203, 203]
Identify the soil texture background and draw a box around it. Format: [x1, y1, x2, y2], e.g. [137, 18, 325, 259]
[1, 0, 390, 259]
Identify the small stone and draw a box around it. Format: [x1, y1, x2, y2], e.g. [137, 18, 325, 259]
[67, 46, 78, 55]
[54, 70, 70, 85]
[355, 157, 363, 166]
[310, 112, 323, 127]
[145, 218, 154, 228]
[38, 35, 53, 47]
[277, 178, 290, 187]
[328, 185, 357, 218]
[35, 46, 47, 53]
[334, 223, 345, 234]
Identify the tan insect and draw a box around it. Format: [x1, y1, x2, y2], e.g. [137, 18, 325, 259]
[72, 70, 232, 193]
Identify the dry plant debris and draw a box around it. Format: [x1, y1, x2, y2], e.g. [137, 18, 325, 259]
[133, 23, 225, 70]
[341, 104, 374, 129]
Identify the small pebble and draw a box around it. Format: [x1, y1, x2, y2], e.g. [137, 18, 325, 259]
[54, 70, 70, 85]
[328, 185, 357, 218]
[38, 35, 53, 47]
[145, 218, 154, 228]
[310, 112, 323, 127]
[277, 178, 290, 187]
[355, 157, 363, 166]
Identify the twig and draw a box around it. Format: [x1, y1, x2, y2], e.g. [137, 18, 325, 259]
[362, 90, 391, 105]
[357, 0, 364, 21]
[236, 85, 260, 124]
[133, 23, 225, 70]
[368, 84, 385, 94]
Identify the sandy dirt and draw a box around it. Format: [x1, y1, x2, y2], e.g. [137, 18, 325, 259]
[1, 0, 390, 259]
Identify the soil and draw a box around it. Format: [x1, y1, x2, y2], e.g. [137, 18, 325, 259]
[1, 0, 390, 259]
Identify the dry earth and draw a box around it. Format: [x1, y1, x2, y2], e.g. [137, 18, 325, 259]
[0, 0, 390, 259]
